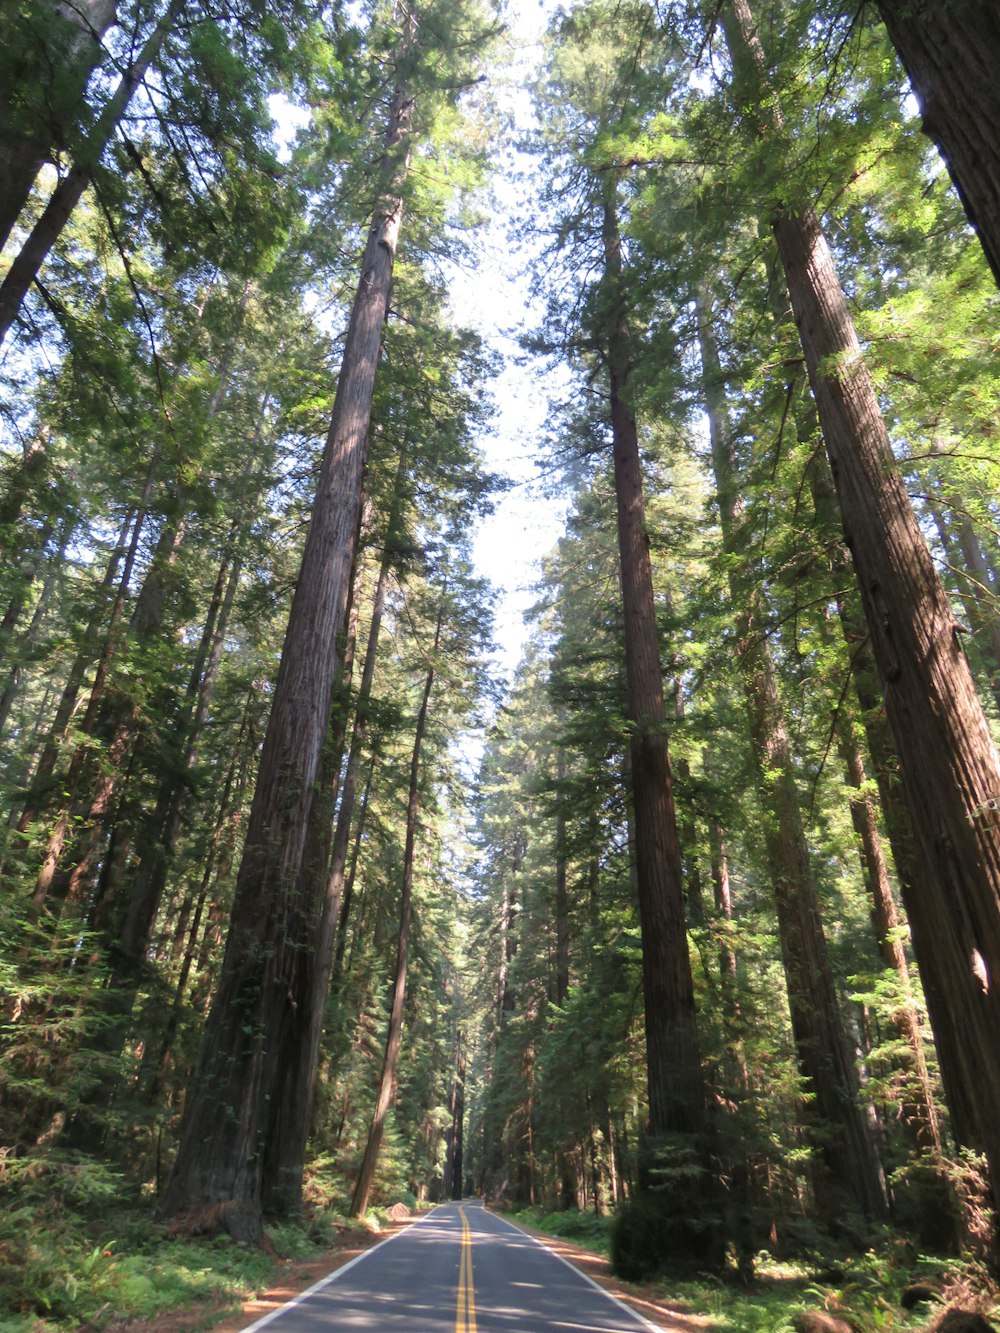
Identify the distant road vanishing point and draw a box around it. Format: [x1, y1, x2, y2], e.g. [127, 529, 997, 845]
[237, 1201, 663, 1331]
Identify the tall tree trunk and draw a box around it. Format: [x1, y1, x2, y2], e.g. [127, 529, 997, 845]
[834, 705, 942, 1157]
[28, 479, 154, 913]
[140, 687, 256, 1107]
[0, 529, 67, 738]
[805, 453, 944, 1160]
[707, 809, 752, 1093]
[349, 602, 441, 1219]
[825, 494, 975, 1152]
[555, 748, 570, 1008]
[258, 544, 363, 1216]
[61, 541, 243, 1150]
[708, 815, 741, 1021]
[697, 295, 888, 1220]
[92, 333, 264, 956]
[447, 1036, 466, 1201]
[496, 837, 521, 1027]
[11, 507, 133, 847]
[805, 451, 964, 1237]
[926, 490, 1000, 715]
[0, 0, 117, 249]
[331, 757, 376, 994]
[724, 0, 1000, 1220]
[158, 47, 415, 1242]
[774, 201, 1000, 1208]
[53, 515, 187, 915]
[113, 540, 242, 984]
[873, 0, 1000, 288]
[601, 179, 705, 1147]
[0, 0, 180, 347]
[261, 458, 408, 1215]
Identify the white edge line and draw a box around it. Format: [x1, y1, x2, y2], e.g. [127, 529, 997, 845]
[236, 1205, 445, 1332]
[486, 1208, 665, 1333]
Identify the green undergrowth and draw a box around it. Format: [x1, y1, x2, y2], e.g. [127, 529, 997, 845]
[0, 1150, 374, 1332]
[508, 1205, 613, 1256]
[507, 1207, 998, 1333]
[662, 1256, 925, 1333]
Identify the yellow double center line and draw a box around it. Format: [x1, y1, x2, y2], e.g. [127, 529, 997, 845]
[455, 1206, 478, 1333]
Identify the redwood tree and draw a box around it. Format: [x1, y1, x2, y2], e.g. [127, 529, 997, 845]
[602, 180, 705, 1149]
[720, 0, 1000, 1213]
[697, 295, 888, 1221]
[529, 2, 720, 1265]
[158, 19, 417, 1241]
[872, 0, 1000, 288]
[349, 600, 442, 1218]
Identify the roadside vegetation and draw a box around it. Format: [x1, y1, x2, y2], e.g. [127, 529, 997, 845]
[0, 1151, 415, 1332]
[508, 1207, 1000, 1333]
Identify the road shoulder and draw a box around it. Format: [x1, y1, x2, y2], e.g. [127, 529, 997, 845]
[490, 1210, 714, 1333]
[211, 1216, 416, 1333]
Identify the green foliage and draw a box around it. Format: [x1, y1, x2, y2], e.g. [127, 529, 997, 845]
[518, 1209, 996, 1333]
[0, 1150, 285, 1329]
[609, 1161, 725, 1282]
[267, 1215, 339, 1260]
[511, 1205, 612, 1253]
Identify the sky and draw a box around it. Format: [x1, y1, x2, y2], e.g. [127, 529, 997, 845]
[446, 0, 567, 681]
[446, 237, 566, 682]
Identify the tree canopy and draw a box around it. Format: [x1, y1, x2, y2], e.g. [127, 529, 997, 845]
[1, 0, 1000, 1323]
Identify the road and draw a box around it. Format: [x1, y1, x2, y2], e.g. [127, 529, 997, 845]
[238, 1200, 661, 1332]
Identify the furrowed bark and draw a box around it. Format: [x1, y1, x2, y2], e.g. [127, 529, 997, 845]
[874, 0, 1000, 288]
[773, 204, 1000, 1208]
[808, 454, 944, 1161]
[260, 449, 411, 1214]
[606, 273, 700, 1124]
[259, 542, 363, 1215]
[158, 55, 415, 1242]
[601, 181, 708, 1185]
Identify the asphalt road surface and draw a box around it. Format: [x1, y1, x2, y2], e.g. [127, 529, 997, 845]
[238, 1200, 660, 1332]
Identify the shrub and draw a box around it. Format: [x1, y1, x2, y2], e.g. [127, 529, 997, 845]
[609, 1187, 723, 1280]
